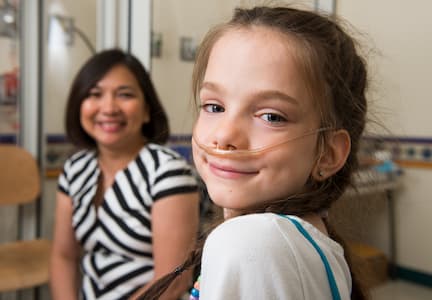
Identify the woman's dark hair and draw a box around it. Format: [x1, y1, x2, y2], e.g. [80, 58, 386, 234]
[140, 6, 369, 300]
[65, 48, 169, 148]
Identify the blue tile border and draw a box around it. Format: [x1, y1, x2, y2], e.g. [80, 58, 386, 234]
[0, 134, 17, 144]
[364, 135, 432, 145]
[362, 135, 432, 167]
[167, 134, 193, 164]
[46, 134, 69, 143]
[395, 265, 432, 288]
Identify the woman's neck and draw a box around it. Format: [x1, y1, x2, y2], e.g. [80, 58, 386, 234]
[97, 141, 145, 178]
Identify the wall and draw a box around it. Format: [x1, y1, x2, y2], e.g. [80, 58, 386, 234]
[0, 38, 17, 73]
[41, 0, 97, 240]
[0, 37, 19, 134]
[44, 0, 97, 134]
[338, 0, 432, 274]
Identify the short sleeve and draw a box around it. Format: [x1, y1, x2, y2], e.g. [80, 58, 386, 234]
[57, 158, 71, 196]
[151, 152, 198, 201]
[57, 149, 94, 197]
[200, 214, 304, 300]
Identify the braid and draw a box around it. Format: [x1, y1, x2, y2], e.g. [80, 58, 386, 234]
[138, 230, 210, 299]
[138, 247, 202, 299]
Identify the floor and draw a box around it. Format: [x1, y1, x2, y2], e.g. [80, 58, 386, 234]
[371, 280, 432, 300]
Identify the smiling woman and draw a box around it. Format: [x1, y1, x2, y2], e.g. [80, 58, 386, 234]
[79, 64, 150, 152]
[49, 49, 200, 300]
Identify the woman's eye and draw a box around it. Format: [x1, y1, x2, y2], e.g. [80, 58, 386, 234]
[88, 91, 101, 98]
[201, 103, 224, 113]
[260, 113, 287, 124]
[118, 92, 135, 99]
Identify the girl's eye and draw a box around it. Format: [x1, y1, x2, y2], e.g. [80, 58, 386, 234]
[260, 113, 287, 124]
[201, 103, 225, 113]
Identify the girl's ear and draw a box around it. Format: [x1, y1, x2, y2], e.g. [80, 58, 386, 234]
[312, 129, 351, 181]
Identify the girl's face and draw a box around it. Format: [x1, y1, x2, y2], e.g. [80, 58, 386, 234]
[80, 64, 149, 153]
[192, 27, 322, 217]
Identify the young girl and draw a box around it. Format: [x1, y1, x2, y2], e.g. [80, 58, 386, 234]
[140, 5, 368, 300]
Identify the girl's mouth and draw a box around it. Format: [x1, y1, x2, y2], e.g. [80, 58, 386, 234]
[208, 161, 259, 179]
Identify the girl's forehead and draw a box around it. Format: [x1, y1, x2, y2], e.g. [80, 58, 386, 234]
[206, 27, 305, 87]
[207, 26, 304, 81]
[218, 26, 297, 50]
[203, 26, 320, 119]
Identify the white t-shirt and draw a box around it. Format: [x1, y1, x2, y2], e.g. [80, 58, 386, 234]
[200, 213, 351, 300]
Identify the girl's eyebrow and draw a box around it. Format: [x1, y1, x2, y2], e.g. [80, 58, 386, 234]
[200, 81, 225, 93]
[253, 90, 299, 106]
[201, 81, 298, 105]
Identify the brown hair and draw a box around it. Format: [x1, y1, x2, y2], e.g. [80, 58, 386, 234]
[140, 6, 368, 300]
[65, 48, 169, 149]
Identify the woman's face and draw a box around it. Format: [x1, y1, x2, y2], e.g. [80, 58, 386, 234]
[192, 27, 322, 217]
[80, 64, 149, 153]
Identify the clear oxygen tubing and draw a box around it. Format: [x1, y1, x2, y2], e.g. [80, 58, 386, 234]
[192, 127, 333, 159]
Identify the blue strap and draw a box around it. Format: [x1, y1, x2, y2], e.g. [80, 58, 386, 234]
[279, 215, 341, 300]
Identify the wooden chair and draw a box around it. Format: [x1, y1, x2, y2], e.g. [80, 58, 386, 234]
[0, 144, 51, 292]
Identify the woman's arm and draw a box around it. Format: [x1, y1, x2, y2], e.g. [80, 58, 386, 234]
[50, 191, 81, 300]
[130, 191, 200, 300]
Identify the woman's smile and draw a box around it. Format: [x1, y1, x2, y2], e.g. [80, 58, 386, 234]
[95, 119, 127, 133]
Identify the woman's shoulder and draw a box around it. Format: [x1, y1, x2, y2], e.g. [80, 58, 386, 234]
[139, 143, 187, 162]
[63, 149, 96, 172]
[136, 144, 193, 173]
[59, 149, 97, 193]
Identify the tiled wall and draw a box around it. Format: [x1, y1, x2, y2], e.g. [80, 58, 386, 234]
[362, 136, 432, 169]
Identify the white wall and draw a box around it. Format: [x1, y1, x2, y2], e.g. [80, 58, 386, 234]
[0, 38, 19, 134]
[41, 0, 97, 240]
[0, 38, 18, 73]
[44, 0, 97, 134]
[338, 0, 432, 273]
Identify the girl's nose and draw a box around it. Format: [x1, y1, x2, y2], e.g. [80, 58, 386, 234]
[211, 116, 248, 151]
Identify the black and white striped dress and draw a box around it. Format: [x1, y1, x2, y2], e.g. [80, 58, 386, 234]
[58, 144, 198, 299]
